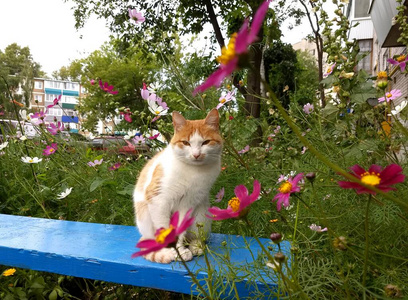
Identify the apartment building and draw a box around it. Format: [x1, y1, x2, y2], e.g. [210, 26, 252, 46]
[31, 78, 85, 133]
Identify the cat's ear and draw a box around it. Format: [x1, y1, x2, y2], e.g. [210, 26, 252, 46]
[172, 111, 187, 132]
[204, 108, 219, 129]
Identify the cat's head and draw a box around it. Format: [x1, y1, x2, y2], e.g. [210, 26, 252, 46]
[170, 109, 223, 165]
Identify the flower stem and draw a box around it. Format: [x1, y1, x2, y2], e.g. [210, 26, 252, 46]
[362, 195, 372, 298]
[292, 198, 301, 242]
[174, 247, 212, 299]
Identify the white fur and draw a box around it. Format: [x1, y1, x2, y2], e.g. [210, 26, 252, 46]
[133, 129, 222, 262]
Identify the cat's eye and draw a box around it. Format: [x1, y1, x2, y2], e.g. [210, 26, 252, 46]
[182, 141, 190, 146]
[202, 140, 211, 146]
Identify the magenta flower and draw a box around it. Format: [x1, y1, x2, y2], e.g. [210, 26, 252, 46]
[207, 180, 261, 220]
[90, 79, 96, 85]
[88, 159, 104, 167]
[128, 8, 145, 24]
[46, 95, 62, 111]
[109, 162, 121, 171]
[193, 0, 271, 94]
[43, 143, 57, 156]
[99, 80, 118, 95]
[273, 173, 303, 211]
[132, 209, 195, 258]
[120, 112, 132, 123]
[303, 103, 314, 114]
[378, 89, 402, 103]
[148, 133, 160, 140]
[47, 122, 64, 135]
[238, 145, 250, 154]
[338, 164, 405, 195]
[387, 54, 408, 72]
[216, 91, 235, 109]
[323, 63, 336, 77]
[215, 187, 225, 203]
[141, 82, 150, 100]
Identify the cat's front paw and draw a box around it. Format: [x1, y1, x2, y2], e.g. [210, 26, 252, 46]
[189, 240, 204, 256]
[175, 247, 193, 261]
[144, 247, 176, 264]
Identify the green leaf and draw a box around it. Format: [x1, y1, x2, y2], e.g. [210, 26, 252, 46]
[321, 103, 339, 118]
[90, 177, 106, 192]
[117, 184, 135, 196]
[350, 80, 377, 105]
[48, 290, 58, 300]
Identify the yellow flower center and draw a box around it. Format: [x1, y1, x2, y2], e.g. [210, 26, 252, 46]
[216, 33, 237, 66]
[377, 71, 388, 79]
[278, 181, 292, 194]
[50, 148, 55, 153]
[386, 93, 392, 98]
[29, 159, 34, 163]
[155, 225, 175, 244]
[326, 67, 333, 73]
[360, 172, 381, 186]
[155, 110, 161, 115]
[397, 55, 406, 62]
[228, 197, 241, 212]
[220, 98, 226, 103]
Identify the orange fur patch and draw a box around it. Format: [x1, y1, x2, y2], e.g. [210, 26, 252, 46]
[145, 163, 164, 202]
[170, 119, 223, 147]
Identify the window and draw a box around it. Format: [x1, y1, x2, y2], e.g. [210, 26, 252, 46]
[34, 81, 43, 89]
[65, 82, 78, 90]
[357, 40, 372, 73]
[46, 94, 60, 101]
[45, 81, 61, 89]
[354, 0, 370, 18]
[65, 96, 78, 104]
[34, 94, 43, 103]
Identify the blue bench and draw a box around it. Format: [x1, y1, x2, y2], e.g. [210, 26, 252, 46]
[0, 214, 290, 299]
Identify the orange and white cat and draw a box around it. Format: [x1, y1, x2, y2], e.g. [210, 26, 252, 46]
[133, 109, 223, 263]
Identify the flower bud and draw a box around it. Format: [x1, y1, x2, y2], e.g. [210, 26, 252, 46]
[305, 172, 316, 182]
[274, 252, 286, 263]
[333, 236, 347, 251]
[384, 284, 402, 298]
[270, 232, 282, 244]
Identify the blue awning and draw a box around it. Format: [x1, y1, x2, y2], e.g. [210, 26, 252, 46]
[62, 116, 79, 123]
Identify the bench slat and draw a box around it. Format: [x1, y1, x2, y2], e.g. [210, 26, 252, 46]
[0, 214, 289, 299]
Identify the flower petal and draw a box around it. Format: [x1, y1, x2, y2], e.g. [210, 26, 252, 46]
[349, 164, 366, 176]
[247, 0, 270, 45]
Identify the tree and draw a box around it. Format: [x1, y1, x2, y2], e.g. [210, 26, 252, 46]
[0, 43, 44, 107]
[66, 0, 277, 120]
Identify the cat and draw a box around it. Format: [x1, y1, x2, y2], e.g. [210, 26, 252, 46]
[133, 108, 223, 263]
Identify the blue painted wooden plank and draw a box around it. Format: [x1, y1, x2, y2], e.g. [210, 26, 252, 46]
[0, 214, 290, 299]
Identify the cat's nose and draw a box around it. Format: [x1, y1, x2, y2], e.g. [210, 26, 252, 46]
[193, 154, 200, 159]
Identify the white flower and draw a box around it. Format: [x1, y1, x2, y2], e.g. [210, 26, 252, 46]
[21, 156, 42, 163]
[147, 83, 160, 94]
[124, 130, 138, 140]
[20, 135, 27, 141]
[57, 187, 73, 199]
[0, 141, 8, 150]
[391, 101, 407, 115]
[148, 99, 168, 116]
[19, 109, 31, 121]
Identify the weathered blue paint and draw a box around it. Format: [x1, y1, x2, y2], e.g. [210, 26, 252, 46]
[0, 214, 290, 299]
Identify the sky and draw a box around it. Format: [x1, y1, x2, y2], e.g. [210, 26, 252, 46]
[0, 0, 336, 77]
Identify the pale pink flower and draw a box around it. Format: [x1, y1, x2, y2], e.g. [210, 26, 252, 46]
[88, 159, 104, 167]
[303, 103, 314, 114]
[216, 91, 235, 109]
[378, 89, 402, 103]
[128, 8, 145, 24]
[215, 187, 225, 203]
[238, 145, 250, 154]
[309, 224, 328, 232]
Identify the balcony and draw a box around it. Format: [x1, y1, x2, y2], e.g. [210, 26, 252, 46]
[369, 0, 408, 47]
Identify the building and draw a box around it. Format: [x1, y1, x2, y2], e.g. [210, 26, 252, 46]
[31, 78, 84, 133]
[345, 0, 408, 108]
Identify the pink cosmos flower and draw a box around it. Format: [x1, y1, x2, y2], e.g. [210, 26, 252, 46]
[273, 173, 304, 211]
[207, 180, 261, 220]
[215, 187, 225, 203]
[30, 111, 47, 125]
[303, 103, 314, 114]
[387, 54, 408, 72]
[47, 122, 64, 135]
[109, 162, 121, 171]
[193, 0, 271, 94]
[148, 133, 160, 140]
[156, 97, 168, 110]
[46, 95, 62, 111]
[323, 63, 336, 77]
[120, 112, 132, 123]
[128, 8, 145, 24]
[132, 209, 195, 258]
[90, 79, 96, 85]
[133, 135, 145, 144]
[309, 224, 328, 232]
[99, 80, 118, 95]
[216, 91, 235, 109]
[88, 159, 104, 167]
[338, 164, 405, 195]
[378, 89, 402, 103]
[43, 143, 57, 156]
[141, 82, 150, 100]
[238, 145, 250, 154]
